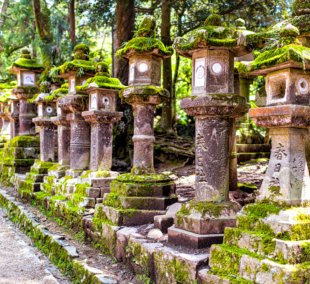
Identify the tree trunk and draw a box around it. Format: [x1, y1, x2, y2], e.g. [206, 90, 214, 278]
[0, 0, 9, 29]
[172, 53, 180, 125]
[70, 0, 76, 45]
[161, 0, 173, 132]
[32, 21, 36, 58]
[113, 0, 135, 168]
[32, 0, 53, 68]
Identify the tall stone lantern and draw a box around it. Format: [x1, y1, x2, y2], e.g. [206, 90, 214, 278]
[32, 81, 57, 162]
[7, 49, 44, 136]
[57, 44, 96, 175]
[82, 61, 123, 172]
[95, 17, 178, 227]
[169, 14, 251, 248]
[248, 24, 310, 204]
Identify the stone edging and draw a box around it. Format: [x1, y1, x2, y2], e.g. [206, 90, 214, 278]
[0, 189, 118, 284]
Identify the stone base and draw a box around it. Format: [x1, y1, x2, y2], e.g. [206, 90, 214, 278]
[168, 226, 224, 249]
[95, 205, 166, 226]
[206, 202, 310, 284]
[66, 169, 83, 178]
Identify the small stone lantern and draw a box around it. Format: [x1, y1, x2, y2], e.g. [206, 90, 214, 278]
[7, 49, 44, 136]
[7, 95, 19, 138]
[169, 14, 251, 248]
[95, 17, 177, 227]
[57, 43, 96, 175]
[0, 95, 12, 141]
[292, 0, 310, 47]
[248, 24, 310, 204]
[32, 81, 57, 162]
[82, 62, 123, 172]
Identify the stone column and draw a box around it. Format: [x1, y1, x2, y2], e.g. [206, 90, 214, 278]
[33, 118, 57, 162]
[228, 118, 238, 191]
[51, 116, 71, 166]
[8, 113, 19, 138]
[238, 78, 253, 125]
[195, 116, 230, 201]
[16, 95, 36, 136]
[82, 111, 123, 171]
[132, 104, 155, 172]
[0, 110, 11, 140]
[67, 112, 90, 170]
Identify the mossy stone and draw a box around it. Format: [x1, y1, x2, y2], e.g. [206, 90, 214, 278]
[279, 24, 300, 38]
[73, 43, 90, 54]
[204, 14, 222, 27]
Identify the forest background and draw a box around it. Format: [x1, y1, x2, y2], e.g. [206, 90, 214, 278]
[0, 0, 292, 165]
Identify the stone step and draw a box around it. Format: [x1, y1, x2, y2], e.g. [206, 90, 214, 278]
[110, 180, 175, 197]
[95, 205, 166, 226]
[19, 180, 41, 192]
[237, 213, 310, 241]
[224, 227, 310, 264]
[168, 225, 224, 249]
[209, 244, 310, 284]
[26, 173, 45, 183]
[103, 193, 178, 210]
[198, 268, 253, 284]
[68, 194, 96, 208]
[237, 152, 270, 163]
[3, 158, 35, 167]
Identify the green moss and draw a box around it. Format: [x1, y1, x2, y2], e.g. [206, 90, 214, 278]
[76, 75, 124, 91]
[249, 44, 310, 71]
[0, 83, 11, 90]
[7, 136, 40, 148]
[116, 173, 170, 183]
[57, 60, 96, 76]
[119, 85, 168, 103]
[7, 58, 44, 73]
[51, 195, 67, 201]
[246, 30, 280, 48]
[74, 43, 90, 54]
[242, 202, 284, 219]
[238, 182, 258, 192]
[204, 14, 222, 26]
[116, 37, 173, 59]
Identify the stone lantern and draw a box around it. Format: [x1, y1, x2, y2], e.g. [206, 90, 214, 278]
[7, 95, 19, 138]
[32, 81, 57, 162]
[57, 43, 96, 175]
[292, 0, 310, 47]
[82, 61, 123, 172]
[248, 24, 310, 204]
[203, 25, 310, 284]
[169, 14, 251, 248]
[95, 16, 177, 226]
[7, 49, 44, 136]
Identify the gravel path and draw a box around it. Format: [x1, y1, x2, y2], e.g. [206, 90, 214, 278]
[0, 209, 66, 284]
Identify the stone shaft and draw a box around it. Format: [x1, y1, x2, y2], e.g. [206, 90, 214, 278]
[195, 116, 230, 202]
[67, 113, 90, 170]
[9, 116, 19, 138]
[40, 125, 56, 162]
[90, 122, 113, 171]
[19, 98, 36, 136]
[132, 103, 155, 172]
[228, 118, 238, 191]
[0, 117, 11, 139]
[51, 116, 71, 166]
[258, 127, 310, 205]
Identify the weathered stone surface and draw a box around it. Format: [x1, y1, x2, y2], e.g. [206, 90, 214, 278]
[154, 246, 209, 284]
[166, 202, 182, 218]
[168, 226, 224, 249]
[63, 245, 79, 258]
[114, 227, 139, 263]
[239, 254, 261, 281]
[198, 268, 230, 284]
[154, 215, 174, 233]
[86, 187, 101, 198]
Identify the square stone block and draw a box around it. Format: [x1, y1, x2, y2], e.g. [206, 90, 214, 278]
[154, 215, 174, 233]
[168, 226, 224, 249]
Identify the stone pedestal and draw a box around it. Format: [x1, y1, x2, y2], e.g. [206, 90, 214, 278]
[15, 94, 37, 136]
[33, 118, 57, 162]
[82, 110, 122, 171]
[168, 94, 248, 248]
[51, 116, 71, 166]
[7, 113, 19, 138]
[250, 105, 310, 205]
[228, 118, 238, 191]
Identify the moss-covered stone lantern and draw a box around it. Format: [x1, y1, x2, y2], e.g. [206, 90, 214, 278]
[31, 81, 57, 162]
[57, 43, 96, 175]
[244, 25, 310, 204]
[169, 14, 251, 248]
[81, 61, 123, 172]
[205, 25, 310, 284]
[93, 16, 177, 226]
[7, 49, 44, 136]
